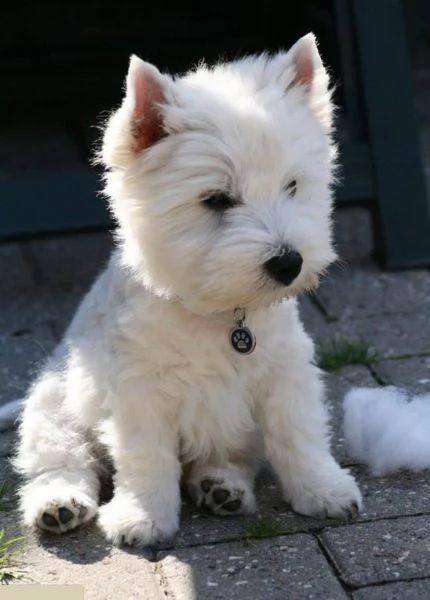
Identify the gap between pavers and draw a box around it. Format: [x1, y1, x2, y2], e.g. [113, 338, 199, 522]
[352, 579, 430, 599]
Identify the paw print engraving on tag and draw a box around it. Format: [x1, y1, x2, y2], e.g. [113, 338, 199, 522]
[229, 326, 256, 355]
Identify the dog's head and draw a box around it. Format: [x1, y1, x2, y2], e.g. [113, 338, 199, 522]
[100, 33, 337, 313]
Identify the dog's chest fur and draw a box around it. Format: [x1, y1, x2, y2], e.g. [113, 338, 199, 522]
[73, 259, 298, 459]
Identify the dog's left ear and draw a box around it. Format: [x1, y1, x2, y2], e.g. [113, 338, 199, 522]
[279, 33, 333, 133]
[287, 33, 327, 92]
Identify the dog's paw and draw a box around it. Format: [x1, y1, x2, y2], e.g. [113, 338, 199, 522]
[98, 492, 179, 547]
[289, 467, 362, 519]
[21, 483, 98, 534]
[188, 467, 256, 516]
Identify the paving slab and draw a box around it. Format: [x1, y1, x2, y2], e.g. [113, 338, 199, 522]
[22, 231, 112, 288]
[332, 207, 374, 264]
[352, 579, 430, 599]
[316, 265, 430, 320]
[0, 429, 16, 457]
[372, 356, 430, 392]
[0, 286, 85, 340]
[314, 311, 430, 359]
[1, 511, 163, 600]
[0, 323, 57, 406]
[0, 243, 36, 293]
[298, 294, 330, 340]
[320, 515, 430, 587]
[355, 468, 430, 521]
[159, 535, 348, 600]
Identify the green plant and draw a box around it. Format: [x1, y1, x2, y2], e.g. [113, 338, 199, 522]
[241, 516, 302, 546]
[317, 338, 378, 372]
[0, 481, 24, 584]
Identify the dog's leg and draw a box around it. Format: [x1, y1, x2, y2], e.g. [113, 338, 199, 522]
[257, 362, 362, 519]
[15, 371, 100, 534]
[97, 396, 181, 547]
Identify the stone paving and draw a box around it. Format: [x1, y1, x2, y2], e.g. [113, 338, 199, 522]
[0, 207, 430, 598]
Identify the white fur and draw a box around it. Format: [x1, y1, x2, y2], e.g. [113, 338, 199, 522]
[13, 34, 361, 546]
[343, 386, 430, 475]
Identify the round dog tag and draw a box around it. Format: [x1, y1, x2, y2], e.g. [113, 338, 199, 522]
[229, 326, 256, 355]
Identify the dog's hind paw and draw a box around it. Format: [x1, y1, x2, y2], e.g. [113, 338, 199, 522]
[188, 466, 256, 516]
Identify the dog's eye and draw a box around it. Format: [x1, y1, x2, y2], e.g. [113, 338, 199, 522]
[284, 179, 297, 197]
[202, 192, 238, 212]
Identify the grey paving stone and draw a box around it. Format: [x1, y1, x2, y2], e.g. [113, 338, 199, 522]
[332, 207, 373, 264]
[315, 264, 430, 320]
[298, 294, 330, 340]
[159, 535, 348, 600]
[315, 311, 430, 359]
[0, 286, 85, 340]
[0, 429, 16, 457]
[372, 356, 430, 392]
[0, 242, 36, 292]
[0, 456, 18, 489]
[22, 231, 112, 288]
[356, 469, 430, 521]
[0, 511, 163, 600]
[352, 579, 430, 599]
[320, 515, 430, 587]
[0, 323, 57, 406]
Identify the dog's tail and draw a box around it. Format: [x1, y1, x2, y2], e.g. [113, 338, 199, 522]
[0, 398, 25, 431]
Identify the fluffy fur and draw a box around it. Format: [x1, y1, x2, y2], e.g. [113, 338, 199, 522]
[14, 34, 361, 546]
[344, 386, 430, 475]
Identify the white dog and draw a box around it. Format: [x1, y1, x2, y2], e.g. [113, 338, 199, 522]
[13, 33, 361, 547]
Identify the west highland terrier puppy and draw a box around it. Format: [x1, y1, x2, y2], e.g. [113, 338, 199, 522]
[14, 33, 361, 546]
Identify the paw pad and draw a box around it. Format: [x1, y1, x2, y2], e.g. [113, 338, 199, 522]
[222, 499, 242, 512]
[37, 500, 93, 533]
[212, 488, 230, 504]
[199, 478, 243, 514]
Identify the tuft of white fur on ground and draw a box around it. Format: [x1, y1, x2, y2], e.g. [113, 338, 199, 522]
[343, 386, 430, 475]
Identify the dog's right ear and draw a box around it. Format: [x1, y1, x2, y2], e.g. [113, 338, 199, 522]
[126, 56, 170, 155]
[100, 56, 172, 169]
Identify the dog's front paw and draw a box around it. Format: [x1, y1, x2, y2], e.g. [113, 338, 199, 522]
[98, 492, 179, 547]
[21, 482, 98, 534]
[289, 467, 362, 519]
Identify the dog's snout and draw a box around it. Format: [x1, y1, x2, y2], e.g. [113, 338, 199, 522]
[264, 247, 303, 286]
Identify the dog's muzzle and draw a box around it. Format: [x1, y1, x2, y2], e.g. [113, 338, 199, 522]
[264, 246, 303, 286]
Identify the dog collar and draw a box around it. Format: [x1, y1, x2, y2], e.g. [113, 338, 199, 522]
[229, 308, 256, 355]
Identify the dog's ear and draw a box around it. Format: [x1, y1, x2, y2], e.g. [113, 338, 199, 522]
[100, 56, 172, 169]
[287, 33, 326, 92]
[125, 55, 169, 154]
[283, 33, 333, 133]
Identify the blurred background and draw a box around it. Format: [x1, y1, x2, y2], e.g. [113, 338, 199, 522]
[1, 0, 430, 267]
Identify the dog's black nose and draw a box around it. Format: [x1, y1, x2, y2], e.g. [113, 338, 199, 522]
[264, 247, 303, 286]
